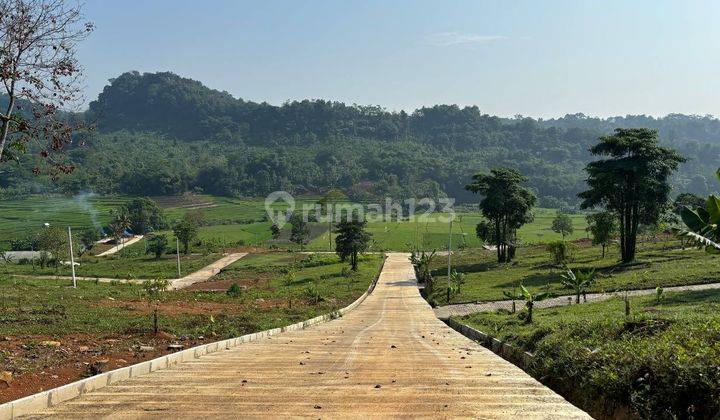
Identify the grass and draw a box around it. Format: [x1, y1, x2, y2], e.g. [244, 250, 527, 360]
[1, 193, 590, 252]
[456, 289, 720, 418]
[428, 237, 720, 305]
[0, 246, 222, 279]
[0, 253, 382, 337]
[308, 208, 588, 251]
[0, 194, 127, 247]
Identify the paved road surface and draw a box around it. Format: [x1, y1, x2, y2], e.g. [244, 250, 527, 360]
[28, 253, 587, 418]
[434, 281, 720, 319]
[168, 253, 247, 289]
[96, 236, 145, 257]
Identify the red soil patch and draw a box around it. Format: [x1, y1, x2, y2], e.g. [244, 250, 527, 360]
[95, 299, 244, 315]
[0, 333, 212, 404]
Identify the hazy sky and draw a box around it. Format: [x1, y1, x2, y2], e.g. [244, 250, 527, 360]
[77, 0, 720, 119]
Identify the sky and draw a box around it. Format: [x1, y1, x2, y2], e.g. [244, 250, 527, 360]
[77, 0, 720, 119]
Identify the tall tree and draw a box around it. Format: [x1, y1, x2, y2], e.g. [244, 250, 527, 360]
[334, 216, 371, 271]
[466, 168, 536, 263]
[586, 211, 617, 258]
[0, 0, 93, 170]
[579, 128, 684, 263]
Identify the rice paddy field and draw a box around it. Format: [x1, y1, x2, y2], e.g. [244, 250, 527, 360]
[0, 194, 588, 251]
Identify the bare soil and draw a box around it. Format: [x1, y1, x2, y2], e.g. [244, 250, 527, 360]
[0, 333, 212, 404]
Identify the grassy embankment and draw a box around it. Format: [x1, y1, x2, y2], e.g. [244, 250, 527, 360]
[456, 289, 720, 418]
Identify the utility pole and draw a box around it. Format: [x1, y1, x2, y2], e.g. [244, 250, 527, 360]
[446, 218, 453, 302]
[176, 237, 181, 278]
[68, 226, 77, 288]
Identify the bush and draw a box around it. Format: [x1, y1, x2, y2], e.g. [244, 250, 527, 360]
[546, 240, 575, 265]
[302, 283, 324, 304]
[226, 282, 242, 298]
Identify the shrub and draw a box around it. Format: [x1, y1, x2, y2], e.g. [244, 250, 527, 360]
[546, 240, 575, 265]
[303, 283, 324, 304]
[226, 282, 242, 298]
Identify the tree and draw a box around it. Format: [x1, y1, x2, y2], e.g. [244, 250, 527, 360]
[145, 234, 168, 260]
[551, 212, 573, 240]
[289, 213, 309, 250]
[579, 129, 684, 263]
[586, 211, 617, 258]
[270, 223, 281, 240]
[334, 216, 371, 271]
[0, 0, 93, 171]
[173, 217, 198, 255]
[36, 225, 65, 267]
[519, 284, 552, 324]
[78, 227, 99, 255]
[107, 212, 131, 246]
[143, 278, 169, 334]
[560, 268, 596, 304]
[119, 197, 166, 234]
[466, 168, 536, 263]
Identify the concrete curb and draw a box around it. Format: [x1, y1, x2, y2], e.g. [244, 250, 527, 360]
[445, 318, 535, 369]
[0, 255, 386, 419]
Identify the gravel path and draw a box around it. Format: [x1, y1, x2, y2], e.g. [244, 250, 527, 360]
[434, 282, 720, 319]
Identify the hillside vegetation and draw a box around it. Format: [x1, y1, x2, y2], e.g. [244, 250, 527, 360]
[2, 71, 720, 205]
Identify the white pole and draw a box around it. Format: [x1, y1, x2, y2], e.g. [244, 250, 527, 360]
[447, 218, 453, 289]
[68, 226, 77, 288]
[176, 237, 181, 278]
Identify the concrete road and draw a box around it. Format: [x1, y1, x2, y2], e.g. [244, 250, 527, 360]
[30, 253, 588, 419]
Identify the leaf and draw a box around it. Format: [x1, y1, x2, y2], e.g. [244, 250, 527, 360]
[681, 230, 720, 252]
[520, 284, 531, 300]
[707, 195, 720, 224]
[681, 206, 707, 232]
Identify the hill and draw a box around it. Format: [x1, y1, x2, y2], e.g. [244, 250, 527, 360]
[3, 71, 720, 205]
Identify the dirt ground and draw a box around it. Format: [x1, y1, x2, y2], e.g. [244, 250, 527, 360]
[95, 298, 245, 315]
[0, 333, 212, 404]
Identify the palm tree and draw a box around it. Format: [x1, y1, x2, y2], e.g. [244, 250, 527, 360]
[108, 212, 132, 247]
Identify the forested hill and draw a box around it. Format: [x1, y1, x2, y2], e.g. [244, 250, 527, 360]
[3, 71, 720, 206]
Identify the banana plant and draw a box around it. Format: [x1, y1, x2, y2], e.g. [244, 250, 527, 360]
[520, 283, 552, 324]
[560, 267, 596, 304]
[675, 169, 720, 252]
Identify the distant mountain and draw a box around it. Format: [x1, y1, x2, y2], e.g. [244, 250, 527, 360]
[3, 71, 720, 205]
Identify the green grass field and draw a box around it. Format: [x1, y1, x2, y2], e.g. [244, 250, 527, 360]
[0, 252, 222, 279]
[456, 289, 720, 418]
[0, 195, 128, 247]
[428, 238, 720, 305]
[1, 194, 589, 252]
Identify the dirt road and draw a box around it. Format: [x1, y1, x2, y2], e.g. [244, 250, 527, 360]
[27, 253, 587, 418]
